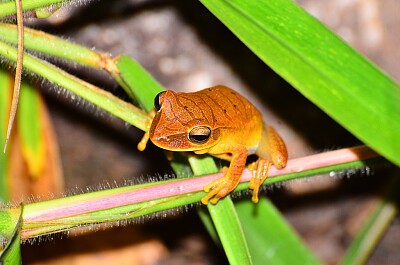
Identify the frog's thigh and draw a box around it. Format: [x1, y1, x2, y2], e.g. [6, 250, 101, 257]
[248, 159, 272, 203]
[260, 125, 288, 169]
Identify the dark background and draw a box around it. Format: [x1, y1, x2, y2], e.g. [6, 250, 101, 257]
[20, 1, 400, 264]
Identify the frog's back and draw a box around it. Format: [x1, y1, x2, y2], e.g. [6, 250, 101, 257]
[185, 86, 262, 129]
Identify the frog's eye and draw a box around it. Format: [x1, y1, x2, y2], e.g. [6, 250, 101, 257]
[188, 126, 212, 144]
[154, 91, 165, 112]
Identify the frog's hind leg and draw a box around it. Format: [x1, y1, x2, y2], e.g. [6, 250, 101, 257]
[249, 125, 288, 203]
[248, 159, 272, 203]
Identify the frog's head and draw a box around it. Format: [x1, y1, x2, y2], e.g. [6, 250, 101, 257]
[149, 90, 221, 152]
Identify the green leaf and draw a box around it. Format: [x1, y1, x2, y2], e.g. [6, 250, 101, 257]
[0, 206, 23, 264]
[17, 82, 44, 178]
[0, 0, 65, 18]
[200, 0, 400, 166]
[0, 69, 12, 201]
[236, 199, 322, 265]
[0, 232, 21, 265]
[114, 55, 165, 112]
[189, 156, 252, 265]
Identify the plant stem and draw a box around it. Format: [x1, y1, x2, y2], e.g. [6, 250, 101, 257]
[20, 145, 383, 239]
[0, 39, 150, 131]
[0, 0, 65, 18]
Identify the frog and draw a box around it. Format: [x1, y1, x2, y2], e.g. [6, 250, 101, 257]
[138, 85, 288, 204]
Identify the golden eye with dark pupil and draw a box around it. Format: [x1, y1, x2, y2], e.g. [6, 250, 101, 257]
[154, 91, 165, 111]
[188, 126, 212, 143]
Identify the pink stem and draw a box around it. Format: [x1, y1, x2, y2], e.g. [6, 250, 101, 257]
[23, 145, 378, 223]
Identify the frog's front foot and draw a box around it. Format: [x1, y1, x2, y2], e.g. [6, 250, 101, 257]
[201, 168, 238, 205]
[248, 159, 272, 203]
[137, 109, 156, 152]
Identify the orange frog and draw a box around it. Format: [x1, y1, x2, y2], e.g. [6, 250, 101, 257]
[138, 85, 287, 204]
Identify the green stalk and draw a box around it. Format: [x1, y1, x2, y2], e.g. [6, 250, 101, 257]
[0, 23, 118, 73]
[0, 0, 66, 18]
[0, 39, 150, 131]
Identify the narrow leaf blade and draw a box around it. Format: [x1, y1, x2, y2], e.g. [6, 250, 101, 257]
[0, 206, 23, 264]
[0, 70, 12, 201]
[189, 156, 252, 265]
[114, 55, 165, 112]
[339, 173, 400, 265]
[17, 82, 44, 178]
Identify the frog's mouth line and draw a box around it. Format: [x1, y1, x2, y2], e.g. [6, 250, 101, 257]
[150, 132, 218, 152]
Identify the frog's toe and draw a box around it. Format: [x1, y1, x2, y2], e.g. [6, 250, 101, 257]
[201, 191, 215, 205]
[202, 181, 219, 204]
[203, 182, 214, 193]
[251, 189, 260, 203]
[201, 190, 223, 205]
[204, 189, 227, 205]
[249, 159, 272, 203]
[210, 196, 222, 205]
[201, 177, 234, 204]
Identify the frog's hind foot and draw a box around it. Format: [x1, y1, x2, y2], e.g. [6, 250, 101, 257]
[248, 159, 272, 203]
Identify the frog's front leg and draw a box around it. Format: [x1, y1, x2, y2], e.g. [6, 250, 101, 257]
[201, 145, 248, 205]
[137, 109, 156, 152]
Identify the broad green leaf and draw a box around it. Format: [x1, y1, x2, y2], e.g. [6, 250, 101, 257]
[236, 199, 322, 265]
[201, 0, 400, 166]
